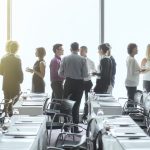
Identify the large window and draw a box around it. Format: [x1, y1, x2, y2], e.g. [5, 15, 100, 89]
[0, 0, 7, 97]
[12, 0, 99, 93]
[0, 0, 7, 53]
[105, 0, 150, 97]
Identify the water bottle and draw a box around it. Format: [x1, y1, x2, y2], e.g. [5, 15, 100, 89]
[97, 108, 104, 116]
[13, 108, 20, 115]
[97, 108, 104, 129]
[22, 92, 27, 100]
[13, 109, 20, 122]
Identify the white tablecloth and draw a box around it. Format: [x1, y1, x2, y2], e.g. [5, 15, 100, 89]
[91, 100, 122, 115]
[88, 93, 122, 117]
[94, 115, 150, 150]
[0, 115, 47, 150]
[13, 94, 47, 115]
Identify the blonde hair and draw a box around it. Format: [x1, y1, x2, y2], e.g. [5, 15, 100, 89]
[146, 44, 150, 59]
[5, 40, 19, 53]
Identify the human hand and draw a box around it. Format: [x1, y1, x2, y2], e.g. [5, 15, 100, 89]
[26, 67, 33, 73]
[92, 72, 98, 76]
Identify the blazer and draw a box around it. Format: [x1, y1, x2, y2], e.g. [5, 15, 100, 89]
[0, 53, 23, 93]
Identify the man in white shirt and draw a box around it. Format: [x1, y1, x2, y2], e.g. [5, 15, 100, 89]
[79, 46, 96, 122]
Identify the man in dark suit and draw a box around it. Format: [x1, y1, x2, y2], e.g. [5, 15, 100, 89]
[0, 40, 23, 116]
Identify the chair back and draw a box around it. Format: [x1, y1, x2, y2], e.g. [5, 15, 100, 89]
[47, 147, 64, 150]
[0, 112, 5, 125]
[43, 97, 51, 113]
[60, 99, 75, 115]
[134, 90, 143, 104]
[143, 93, 150, 116]
[86, 118, 100, 150]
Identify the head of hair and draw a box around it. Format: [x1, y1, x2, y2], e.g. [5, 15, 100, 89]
[98, 43, 111, 54]
[127, 43, 137, 55]
[36, 47, 46, 58]
[80, 46, 88, 52]
[53, 43, 63, 53]
[6, 40, 19, 53]
[71, 42, 79, 51]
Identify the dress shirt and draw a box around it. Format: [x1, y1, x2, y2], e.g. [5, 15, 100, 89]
[58, 51, 88, 80]
[84, 57, 96, 81]
[50, 55, 64, 81]
[125, 56, 140, 87]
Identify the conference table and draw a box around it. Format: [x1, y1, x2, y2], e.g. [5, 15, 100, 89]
[0, 115, 47, 150]
[90, 115, 150, 150]
[88, 93, 122, 118]
[13, 93, 48, 115]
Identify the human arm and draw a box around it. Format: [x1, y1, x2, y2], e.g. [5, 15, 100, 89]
[141, 58, 147, 68]
[26, 61, 45, 79]
[58, 58, 65, 78]
[92, 59, 106, 77]
[140, 58, 150, 73]
[50, 58, 62, 79]
[128, 58, 141, 75]
[0, 59, 3, 75]
[81, 58, 88, 78]
[111, 56, 116, 76]
[17, 59, 23, 83]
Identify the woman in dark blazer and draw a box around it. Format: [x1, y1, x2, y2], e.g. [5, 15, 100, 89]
[93, 43, 112, 94]
[0, 40, 23, 116]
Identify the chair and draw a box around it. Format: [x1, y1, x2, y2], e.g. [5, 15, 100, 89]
[122, 90, 148, 130]
[86, 117, 110, 150]
[122, 90, 144, 115]
[47, 147, 64, 150]
[44, 99, 75, 145]
[55, 124, 87, 150]
[134, 90, 143, 104]
[143, 93, 150, 133]
[0, 101, 5, 126]
[86, 118, 100, 150]
[43, 98, 62, 117]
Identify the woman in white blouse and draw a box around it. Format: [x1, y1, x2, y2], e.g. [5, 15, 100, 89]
[141, 44, 150, 92]
[125, 43, 143, 102]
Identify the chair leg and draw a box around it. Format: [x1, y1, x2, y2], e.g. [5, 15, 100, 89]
[48, 124, 53, 146]
[49, 130, 52, 145]
[46, 129, 49, 146]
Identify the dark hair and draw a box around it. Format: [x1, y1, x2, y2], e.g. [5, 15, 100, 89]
[127, 43, 137, 54]
[71, 42, 79, 51]
[36, 47, 46, 58]
[98, 43, 111, 53]
[80, 46, 87, 52]
[53, 44, 63, 53]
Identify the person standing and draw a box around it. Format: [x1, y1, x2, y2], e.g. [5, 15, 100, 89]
[125, 43, 143, 102]
[0, 40, 23, 116]
[50, 43, 64, 99]
[26, 47, 46, 93]
[93, 43, 112, 94]
[141, 44, 150, 92]
[107, 43, 116, 94]
[79, 46, 96, 122]
[59, 42, 88, 132]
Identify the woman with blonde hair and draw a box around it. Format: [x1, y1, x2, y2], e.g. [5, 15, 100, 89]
[0, 40, 23, 116]
[141, 44, 150, 92]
